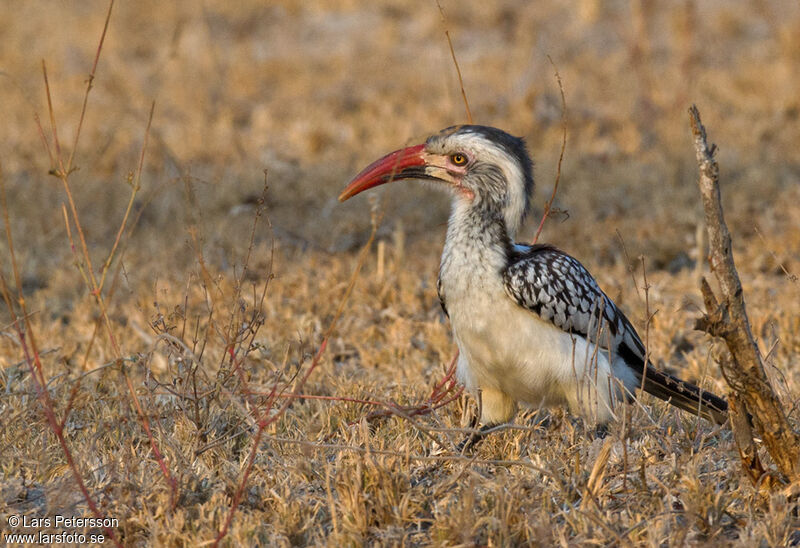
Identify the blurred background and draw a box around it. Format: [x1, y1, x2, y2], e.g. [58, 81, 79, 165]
[1, 0, 798, 275]
[2, 2, 799, 543]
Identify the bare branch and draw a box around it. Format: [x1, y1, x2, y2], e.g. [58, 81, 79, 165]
[689, 104, 800, 483]
[532, 56, 567, 244]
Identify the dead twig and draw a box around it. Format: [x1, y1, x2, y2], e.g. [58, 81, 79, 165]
[436, 0, 472, 124]
[689, 104, 800, 485]
[533, 56, 567, 244]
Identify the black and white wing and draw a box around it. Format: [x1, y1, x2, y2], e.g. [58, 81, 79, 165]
[503, 244, 728, 423]
[503, 244, 642, 358]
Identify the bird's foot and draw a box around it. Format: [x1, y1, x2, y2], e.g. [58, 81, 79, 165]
[456, 432, 482, 454]
[456, 422, 497, 454]
[567, 416, 610, 439]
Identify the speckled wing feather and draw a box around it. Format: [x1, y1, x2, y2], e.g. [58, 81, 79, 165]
[437, 276, 449, 318]
[503, 244, 728, 423]
[502, 244, 633, 351]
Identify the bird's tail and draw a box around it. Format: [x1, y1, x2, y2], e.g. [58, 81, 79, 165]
[636, 365, 728, 424]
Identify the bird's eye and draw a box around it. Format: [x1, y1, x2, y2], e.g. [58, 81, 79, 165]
[451, 153, 468, 166]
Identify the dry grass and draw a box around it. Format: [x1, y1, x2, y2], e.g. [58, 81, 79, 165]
[1, 1, 799, 545]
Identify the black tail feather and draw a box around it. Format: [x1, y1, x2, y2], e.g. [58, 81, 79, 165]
[637, 366, 728, 424]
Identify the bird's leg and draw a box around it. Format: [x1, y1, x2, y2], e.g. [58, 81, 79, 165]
[568, 415, 610, 439]
[457, 419, 497, 453]
[479, 388, 518, 425]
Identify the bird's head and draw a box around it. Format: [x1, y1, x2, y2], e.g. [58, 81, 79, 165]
[339, 125, 534, 236]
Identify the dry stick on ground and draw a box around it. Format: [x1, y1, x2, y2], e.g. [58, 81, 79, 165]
[689, 105, 800, 486]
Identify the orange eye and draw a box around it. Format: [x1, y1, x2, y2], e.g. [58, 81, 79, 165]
[451, 153, 468, 166]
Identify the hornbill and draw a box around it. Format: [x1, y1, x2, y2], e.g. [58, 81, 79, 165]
[339, 125, 727, 445]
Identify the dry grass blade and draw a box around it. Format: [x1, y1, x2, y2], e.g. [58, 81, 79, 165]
[581, 438, 613, 511]
[532, 56, 567, 244]
[0, 167, 122, 547]
[436, 0, 472, 124]
[753, 224, 797, 284]
[99, 100, 154, 292]
[65, 0, 115, 174]
[41, 61, 63, 167]
[37, 0, 178, 503]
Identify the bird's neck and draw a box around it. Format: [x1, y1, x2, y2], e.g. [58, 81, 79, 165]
[440, 198, 512, 285]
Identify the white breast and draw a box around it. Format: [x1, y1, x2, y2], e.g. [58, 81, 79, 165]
[438, 200, 632, 424]
[442, 267, 626, 424]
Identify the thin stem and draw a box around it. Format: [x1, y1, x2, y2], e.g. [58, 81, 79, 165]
[65, 0, 115, 174]
[436, 0, 472, 123]
[533, 56, 567, 244]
